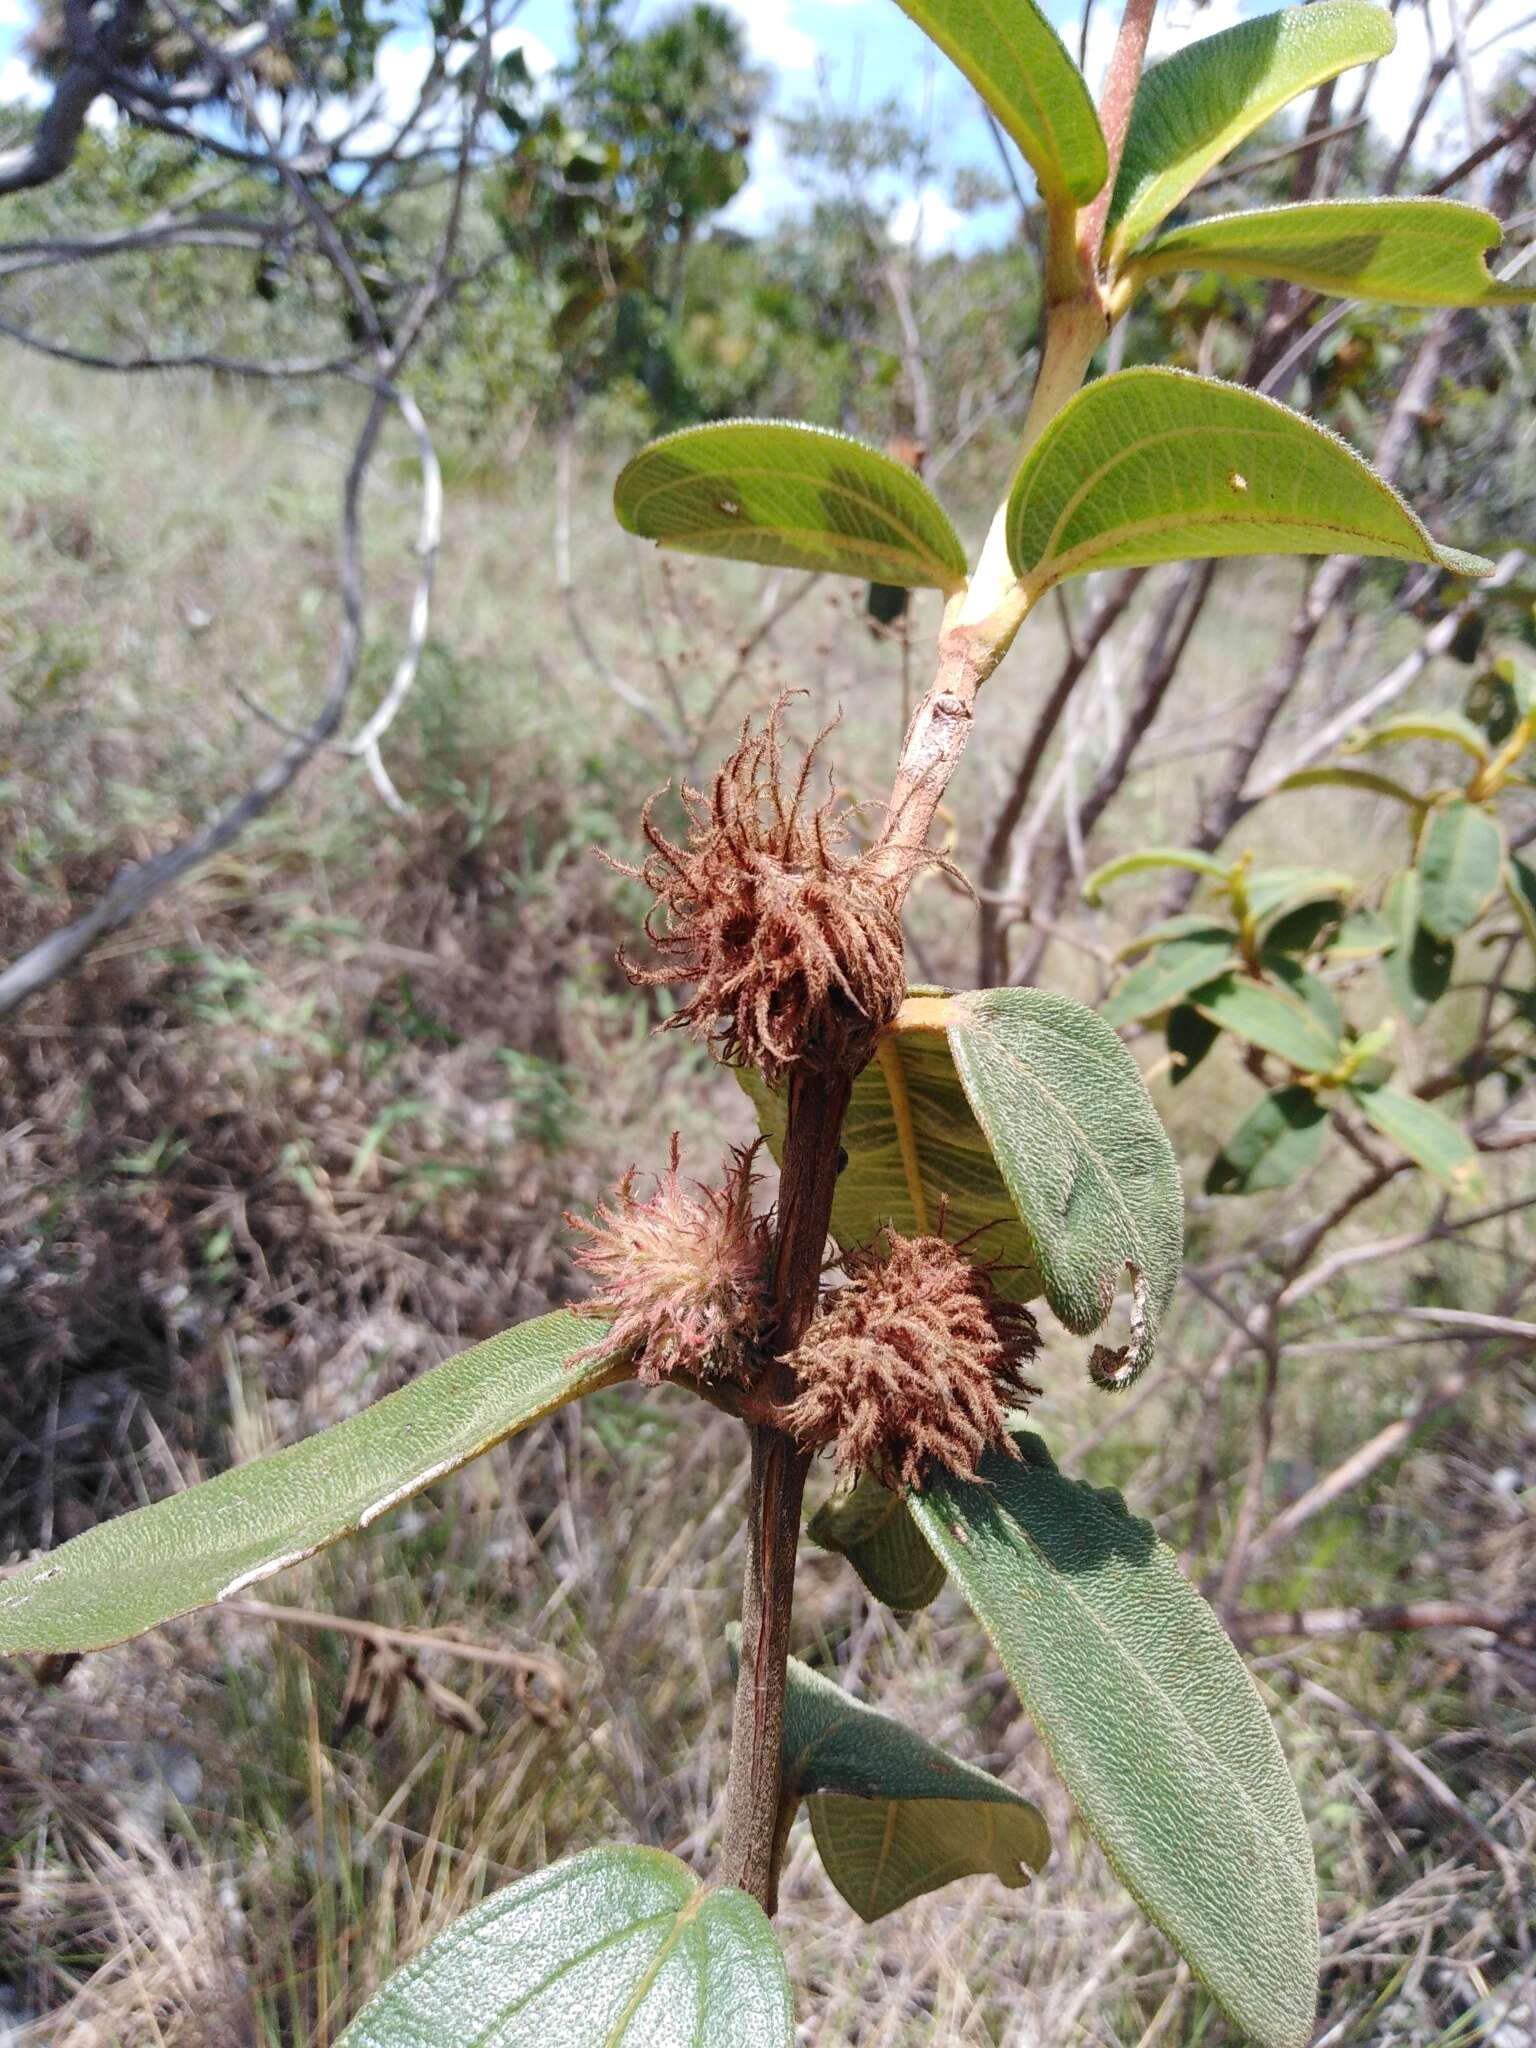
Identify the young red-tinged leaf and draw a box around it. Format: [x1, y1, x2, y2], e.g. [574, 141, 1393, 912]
[613, 420, 968, 589]
[0, 1313, 626, 1657]
[891, 0, 1106, 206]
[808, 1472, 946, 1612]
[1104, 2, 1396, 263]
[770, 1645, 1050, 1922]
[1006, 371, 1491, 594]
[1207, 1086, 1331, 1195]
[1129, 199, 1536, 307]
[911, 1433, 1319, 2048]
[1417, 800, 1504, 940]
[1345, 1083, 1484, 1196]
[338, 1846, 793, 2047]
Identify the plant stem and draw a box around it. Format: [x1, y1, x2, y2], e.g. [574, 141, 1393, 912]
[719, 1063, 853, 1909]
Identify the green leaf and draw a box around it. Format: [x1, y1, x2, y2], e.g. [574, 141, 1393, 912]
[1130, 199, 1536, 306]
[1506, 856, 1536, 954]
[1260, 898, 1345, 956]
[1327, 906, 1395, 960]
[1242, 866, 1355, 926]
[1383, 871, 1453, 1024]
[337, 1845, 793, 2047]
[1083, 844, 1231, 902]
[808, 1473, 946, 1612]
[1207, 1086, 1330, 1195]
[1417, 800, 1503, 939]
[744, 988, 1184, 1383]
[1346, 709, 1492, 764]
[1105, 2, 1397, 262]
[1116, 912, 1235, 960]
[1262, 953, 1346, 1044]
[0, 1312, 624, 1656]
[776, 1649, 1050, 1922]
[1167, 1003, 1220, 1085]
[1277, 764, 1427, 810]
[1467, 657, 1536, 746]
[910, 1434, 1319, 2048]
[944, 988, 1183, 1384]
[1008, 370, 1492, 593]
[1102, 928, 1244, 1028]
[1191, 971, 1343, 1072]
[891, 0, 1106, 206]
[1345, 1084, 1484, 1196]
[738, 1005, 1045, 1304]
[613, 421, 968, 590]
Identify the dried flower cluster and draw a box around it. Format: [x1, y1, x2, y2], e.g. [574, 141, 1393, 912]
[783, 1229, 1041, 1491]
[566, 1138, 771, 1384]
[609, 696, 913, 1086]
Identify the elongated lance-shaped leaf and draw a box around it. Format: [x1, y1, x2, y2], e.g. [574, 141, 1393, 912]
[1104, 2, 1396, 263]
[1346, 709, 1491, 762]
[1345, 1083, 1484, 1196]
[1102, 928, 1243, 1029]
[1006, 370, 1492, 593]
[1190, 971, 1344, 1073]
[808, 1472, 946, 1612]
[1129, 199, 1536, 306]
[338, 1846, 793, 2048]
[0, 1312, 624, 1656]
[614, 420, 968, 589]
[1083, 844, 1231, 901]
[890, 0, 1106, 205]
[911, 1433, 1319, 2048]
[1383, 869, 1453, 1024]
[1207, 1086, 1331, 1195]
[772, 1645, 1050, 1922]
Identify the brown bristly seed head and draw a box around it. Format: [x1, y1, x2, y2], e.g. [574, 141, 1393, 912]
[565, 1137, 771, 1385]
[782, 1229, 1041, 1492]
[607, 693, 929, 1087]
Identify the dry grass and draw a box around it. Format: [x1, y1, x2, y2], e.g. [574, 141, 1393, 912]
[2, 355, 1533, 2045]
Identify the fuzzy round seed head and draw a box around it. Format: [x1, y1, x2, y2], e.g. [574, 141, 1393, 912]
[566, 1139, 770, 1384]
[783, 1230, 1041, 1491]
[608, 696, 916, 1086]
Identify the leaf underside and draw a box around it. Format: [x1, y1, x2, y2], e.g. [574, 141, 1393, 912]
[1006, 369, 1492, 592]
[911, 1433, 1320, 2048]
[1134, 199, 1536, 306]
[613, 420, 968, 589]
[337, 1846, 793, 2047]
[0, 1311, 623, 1656]
[808, 1472, 947, 1611]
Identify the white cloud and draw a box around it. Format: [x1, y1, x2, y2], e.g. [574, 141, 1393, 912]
[889, 182, 965, 253]
[722, 0, 818, 72]
[0, 53, 46, 108]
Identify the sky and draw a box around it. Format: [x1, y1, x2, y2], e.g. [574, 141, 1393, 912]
[1, 0, 1529, 251]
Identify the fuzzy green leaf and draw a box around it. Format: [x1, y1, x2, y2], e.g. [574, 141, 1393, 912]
[891, 0, 1106, 205]
[1131, 199, 1536, 306]
[0, 1312, 624, 1656]
[1417, 800, 1503, 939]
[1102, 929, 1244, 1028]
[613, 421, 968, 589]
[943, 988, 1183, 1383]
[910, 1433, 1319, 2048]
[1191, 971, 1343, 1072]
[1383, 871, 1453, 1024]
[774, 1649, 1050, 1922]
[1105, 2, 1396, 262]
[1207, 1086, 1330, 1195]
[1345, 1084, 1484, 1196]
[1006, 370, 1492, 593]
[337, 1846, 793, 2048]
[808, 1473, 946, 1612]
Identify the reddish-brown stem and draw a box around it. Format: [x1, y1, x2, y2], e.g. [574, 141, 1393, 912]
[1078, 0, 1159, 271]
[719, 1063, 852, 1909]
